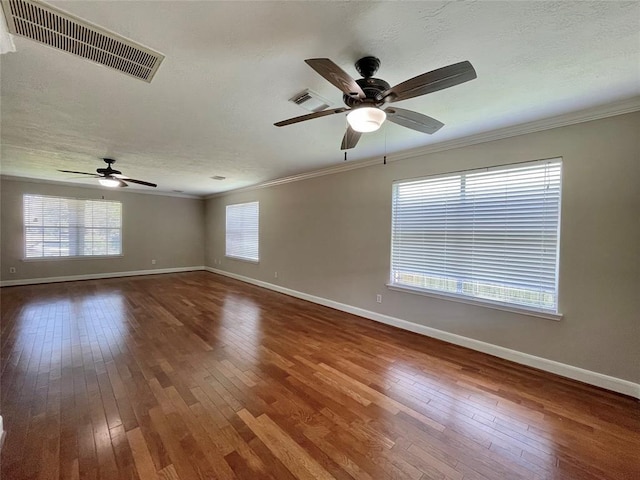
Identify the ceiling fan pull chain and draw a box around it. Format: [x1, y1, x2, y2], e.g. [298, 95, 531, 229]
[383, 121, 387, 165]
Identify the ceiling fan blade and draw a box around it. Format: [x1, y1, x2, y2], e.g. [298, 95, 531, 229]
[341, 126, 362, 150]
[305, 58, 365, 99]
[123, 178, 157, 188]
[58, 169, 98, 176]
[380, 61, 477, 103]
[385, 107, 444, 134]
[274, 107, 348, 127]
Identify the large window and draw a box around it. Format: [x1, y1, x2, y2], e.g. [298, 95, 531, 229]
[391, 159, 562, 314]
[24, 194, 122, 258]
[225, 201, 259, 262]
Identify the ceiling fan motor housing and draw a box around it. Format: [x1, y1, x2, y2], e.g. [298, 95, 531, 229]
[343, 77, 390, 107]
[342, 56, 390, 107]
[97, 158, 121, 176]
[355, 56, 380, 78]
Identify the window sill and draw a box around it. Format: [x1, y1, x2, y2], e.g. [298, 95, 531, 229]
[224, 255, 259, 264]
[22, 255, 124, 262]
[386, 284, 563, 321]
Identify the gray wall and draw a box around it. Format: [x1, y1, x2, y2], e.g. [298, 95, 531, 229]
[1, 178, 205, 281]
[205, 112, 640, 383]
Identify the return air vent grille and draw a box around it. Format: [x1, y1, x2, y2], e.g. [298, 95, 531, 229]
[1, 0, 164, 82]
[289, 89, 332, 112]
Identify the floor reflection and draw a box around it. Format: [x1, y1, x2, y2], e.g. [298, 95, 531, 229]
[7, 290, 128, 377]
[385, 358, 558, 475]
[217, 293, 263, 365]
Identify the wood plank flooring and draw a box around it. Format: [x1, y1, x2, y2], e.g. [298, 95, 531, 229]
[1, 271, 638, 480]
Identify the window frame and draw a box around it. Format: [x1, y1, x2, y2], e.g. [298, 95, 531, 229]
[388, 158, 563, 321]
[22, 194, 123, 261]
[225, 201, 260, 263]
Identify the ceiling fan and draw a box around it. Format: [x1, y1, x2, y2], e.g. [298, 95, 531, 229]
[275, 56, 477, 150]
[58, 158, 157, 188]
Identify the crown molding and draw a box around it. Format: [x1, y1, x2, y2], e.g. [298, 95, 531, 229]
[0, 174, 202, 200]
[390, 96, 640, 163]
[206, 97, 640, 199]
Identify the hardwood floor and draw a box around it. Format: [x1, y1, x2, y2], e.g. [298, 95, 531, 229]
[1, 271, 638, 480]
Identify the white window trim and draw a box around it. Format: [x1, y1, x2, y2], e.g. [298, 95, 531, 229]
[22, 255, 125, 262]
[389, 158, 562, 317]
[23, 193, 123, 260]
[386, 283, 563, 321]
[225, 201, 259, 263]
[224, 255, 259, 265]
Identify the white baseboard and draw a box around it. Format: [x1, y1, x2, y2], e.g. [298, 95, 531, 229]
[0, 265, 206, 287]
[205, 267, 640, 399]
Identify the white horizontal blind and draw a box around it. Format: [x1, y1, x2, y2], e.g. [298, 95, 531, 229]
[391, 159, 562, 312]
[225, 201, 259, 262]
[23, 194, 122, 258]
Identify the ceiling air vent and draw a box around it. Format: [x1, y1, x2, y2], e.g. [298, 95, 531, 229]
[1, 0, 164, 82]
[289, 89, 332, 112]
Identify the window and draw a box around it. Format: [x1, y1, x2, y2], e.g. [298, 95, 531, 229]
[24, 194, 122, 258]
[390, 159, 562, 314]
[225, 201, 259, 262]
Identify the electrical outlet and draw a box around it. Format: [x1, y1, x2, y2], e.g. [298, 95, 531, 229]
[376, 294, 382, 303]
[274, 271, 278, 278]
[151, 259, 156, 265]
[9, 267, 16, 274]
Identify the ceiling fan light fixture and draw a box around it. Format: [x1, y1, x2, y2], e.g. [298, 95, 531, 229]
[99, 177, 120, 188]
[347, 107, 386, 133]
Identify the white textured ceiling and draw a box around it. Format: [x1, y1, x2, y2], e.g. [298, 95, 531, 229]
[1, 1, 639, 196]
